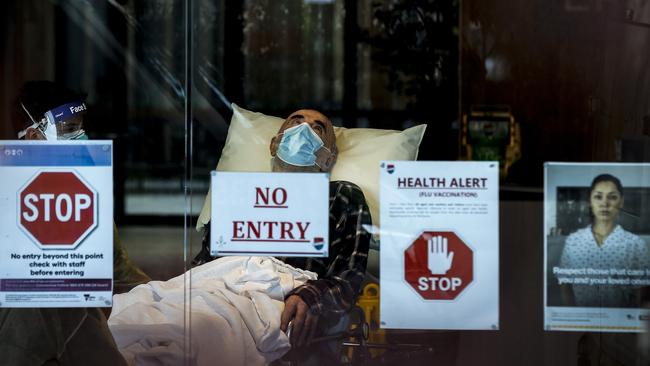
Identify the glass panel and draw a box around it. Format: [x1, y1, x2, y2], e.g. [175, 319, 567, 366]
[187, 1, 461, 364]
[0, 0, 192, 363]
[462, 1, 650, 365]
[7, 0, 644, 363]
[186, 1, 650, 364]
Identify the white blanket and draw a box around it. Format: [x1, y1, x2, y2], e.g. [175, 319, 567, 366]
[108, 256, 317, 366]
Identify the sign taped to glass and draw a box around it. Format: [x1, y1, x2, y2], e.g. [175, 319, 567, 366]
[0, 141, 113, 308]
[210, 171, 329, 257]
[544, 163, 650, 333]
[380, 161, 499, 330]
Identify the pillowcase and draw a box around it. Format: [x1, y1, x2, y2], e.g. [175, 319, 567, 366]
[197, 104, 426, 230]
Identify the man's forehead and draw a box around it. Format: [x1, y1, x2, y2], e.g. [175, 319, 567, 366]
[288, 109, 330, 123]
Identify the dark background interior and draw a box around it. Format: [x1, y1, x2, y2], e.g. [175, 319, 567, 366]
[1, 0, 650, 365]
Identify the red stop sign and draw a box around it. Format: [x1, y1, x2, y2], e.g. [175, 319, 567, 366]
[18, 171, 97, 248]
[404, 231, 473, 300]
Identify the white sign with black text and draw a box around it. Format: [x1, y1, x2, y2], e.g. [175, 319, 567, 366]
[0, 141, 113, 308]
[380, 161, 499, 330]
[210, 171, 329, 257]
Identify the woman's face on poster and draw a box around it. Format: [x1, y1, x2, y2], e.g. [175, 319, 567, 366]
[590, 181, 623, 222]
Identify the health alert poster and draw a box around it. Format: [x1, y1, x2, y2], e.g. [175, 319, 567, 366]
[544, 163, 650, 333]
[0, 141, 113, 308]
[211, 171, 329, 257]
[380, 161, 499, 330]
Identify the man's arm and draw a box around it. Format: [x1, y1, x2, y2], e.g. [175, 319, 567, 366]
[281, 181, 371, 345]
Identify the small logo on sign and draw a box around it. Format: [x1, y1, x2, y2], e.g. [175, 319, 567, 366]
[387, 164, 395, 174]
[313, 237, 324, 250]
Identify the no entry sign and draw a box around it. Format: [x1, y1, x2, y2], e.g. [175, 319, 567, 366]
[19, 171, 97, 249]
[404, 231, 473, 300]
[210, 171, 329, 257]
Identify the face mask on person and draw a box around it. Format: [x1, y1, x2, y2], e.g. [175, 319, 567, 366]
[18, 101, 88, 140]
[276, 123, 332, 168]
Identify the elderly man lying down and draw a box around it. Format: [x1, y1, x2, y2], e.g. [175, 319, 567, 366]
[109, 110, 371, 365]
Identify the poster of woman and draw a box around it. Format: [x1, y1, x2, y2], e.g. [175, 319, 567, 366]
[544, 163, 650, 333]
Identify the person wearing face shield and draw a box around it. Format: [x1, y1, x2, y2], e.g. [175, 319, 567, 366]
[18, 100, 89, 140]
[15, 80, 89, 141]
[0, 81, 149, 366]
[193, 110, 372, 358]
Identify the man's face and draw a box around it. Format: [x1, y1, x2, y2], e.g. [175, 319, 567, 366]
[270, 109, 337, 172]
[278, 110, 335, 149]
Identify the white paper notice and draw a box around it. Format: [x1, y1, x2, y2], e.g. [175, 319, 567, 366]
[0, 141, 113, 308]
[380, 161, 499, 330]
[211, 171, 329, 257]
[544, 163, 650, 333]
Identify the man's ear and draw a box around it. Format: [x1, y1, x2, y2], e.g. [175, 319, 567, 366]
[316, 145, 338, 172]
[325, 145, 338, 171]
[270, 135, 279, 157]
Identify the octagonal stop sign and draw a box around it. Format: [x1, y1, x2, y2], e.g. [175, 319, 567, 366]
[18, 171, 97, 249]
[404, 231, 473, 300]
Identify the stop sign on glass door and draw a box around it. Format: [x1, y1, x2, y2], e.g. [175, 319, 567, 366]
[18, 171, 97, 249]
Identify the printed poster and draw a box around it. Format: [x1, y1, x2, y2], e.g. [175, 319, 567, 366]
[0, 141, 113, 308]
[380, 161, 499, 330]
[544, 163, 650, 332]
[211, 171, 329, 257]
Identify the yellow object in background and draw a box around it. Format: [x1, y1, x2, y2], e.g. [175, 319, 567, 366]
[460, 105, 521, 179]
[350, 283, 386, 359]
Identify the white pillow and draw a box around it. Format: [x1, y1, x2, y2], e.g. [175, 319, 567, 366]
[197, 104, 426, 230]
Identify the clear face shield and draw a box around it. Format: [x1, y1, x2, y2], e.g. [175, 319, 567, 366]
[18, 101, 88, 140]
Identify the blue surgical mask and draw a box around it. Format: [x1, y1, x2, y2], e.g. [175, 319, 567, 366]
[276, 123, 329, 167]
